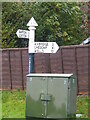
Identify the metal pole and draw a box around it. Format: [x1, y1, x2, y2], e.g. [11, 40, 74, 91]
[29, 53, 34, 73]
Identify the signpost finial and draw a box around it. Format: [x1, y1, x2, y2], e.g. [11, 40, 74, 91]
[27, 17, 38, 27]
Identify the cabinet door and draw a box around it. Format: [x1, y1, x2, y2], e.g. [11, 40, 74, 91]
[67, 77, 77, 117]
[47, 77, 68, 118]
[26, 76, 47, 118]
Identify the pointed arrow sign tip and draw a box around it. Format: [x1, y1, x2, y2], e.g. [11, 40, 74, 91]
[16, 29, 19, 37]
[54, 43, 59, 53]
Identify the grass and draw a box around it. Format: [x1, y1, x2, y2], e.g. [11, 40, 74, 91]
[2, 90, 26, 118]
[1, 90, 89, 119]
[76, 96, 88, 118]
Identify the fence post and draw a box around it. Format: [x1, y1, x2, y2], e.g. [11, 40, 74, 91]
[8, 50, 12, 90]
[60, 47, 64, 73]
[20, 50, 24, 90]
[74, 47, 79, 94]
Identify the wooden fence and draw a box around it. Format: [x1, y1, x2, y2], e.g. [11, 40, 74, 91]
[1, 45, 89, 94]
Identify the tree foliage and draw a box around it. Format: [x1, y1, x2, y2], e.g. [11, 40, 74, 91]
[2, 2, 88, 48]
[2, 2, 33, 48]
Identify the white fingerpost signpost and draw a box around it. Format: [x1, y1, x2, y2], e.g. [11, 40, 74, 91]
[27, 17, 38, 73]
[16, 17, 59, 73]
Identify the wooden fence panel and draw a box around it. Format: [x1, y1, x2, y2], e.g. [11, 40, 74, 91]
[10, 50, 23, 89]
[2, 50, 11, 89]
[0, 50, 2, 90]
[1, 45, 89, 94]
[76, 46, 88, 93]
[62, 47, 76, 74]
[34, 53, 50, 73]
[50, 48, 63, 73]
[22, 49, 28, 89]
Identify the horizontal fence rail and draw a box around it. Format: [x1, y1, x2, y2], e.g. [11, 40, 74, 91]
[1, 45, 89, 94]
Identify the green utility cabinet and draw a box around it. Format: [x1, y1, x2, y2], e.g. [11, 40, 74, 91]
[26, 74, 77, 119]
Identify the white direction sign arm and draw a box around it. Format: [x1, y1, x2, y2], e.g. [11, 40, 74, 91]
[29, 42, 59, 53]
[16, 29, 29, 39]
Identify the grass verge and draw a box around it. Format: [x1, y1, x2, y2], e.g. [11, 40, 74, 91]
[2, 90, 89, 118]
[2, 90, 26, 118]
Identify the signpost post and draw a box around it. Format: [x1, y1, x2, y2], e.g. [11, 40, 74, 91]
[16, 17, 59, 73]
[27, 17, 38, 73]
